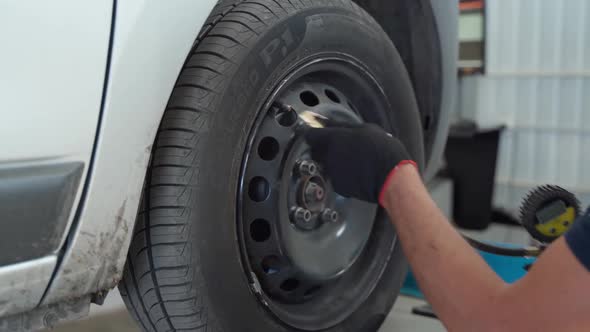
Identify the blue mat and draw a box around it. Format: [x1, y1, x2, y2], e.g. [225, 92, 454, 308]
[401, 248, 536, 299]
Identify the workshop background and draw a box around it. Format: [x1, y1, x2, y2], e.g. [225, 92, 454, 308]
[52, 0, 590, 331]
[456, 0, 590, 210]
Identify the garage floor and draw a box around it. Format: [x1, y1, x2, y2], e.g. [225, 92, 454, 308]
[51, 290, 445, 332]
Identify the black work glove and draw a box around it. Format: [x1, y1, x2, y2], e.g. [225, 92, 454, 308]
[304, 123, 416, 205]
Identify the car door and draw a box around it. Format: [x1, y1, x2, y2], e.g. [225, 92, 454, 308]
[0, 0, 113, 317]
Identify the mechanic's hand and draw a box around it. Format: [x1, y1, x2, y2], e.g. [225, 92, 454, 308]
[304, 123, 417, 205]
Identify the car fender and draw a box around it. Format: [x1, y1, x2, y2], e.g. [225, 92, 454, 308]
[41, 0, 218, 305]
[424, 0, 458, 180]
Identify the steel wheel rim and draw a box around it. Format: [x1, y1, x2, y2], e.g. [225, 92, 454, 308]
[238, 55, 397, 330]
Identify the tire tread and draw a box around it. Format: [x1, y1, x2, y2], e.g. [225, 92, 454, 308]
[119, 1, 360, 331]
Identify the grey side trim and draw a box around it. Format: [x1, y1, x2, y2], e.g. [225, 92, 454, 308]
[0, 256, 56, 317]
[0, 162, 83, 266]
[424, 0, 459, 180]
[0, 294, 89, 331]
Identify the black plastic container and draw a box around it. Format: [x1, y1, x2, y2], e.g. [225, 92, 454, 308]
[444, 120, 505, 230]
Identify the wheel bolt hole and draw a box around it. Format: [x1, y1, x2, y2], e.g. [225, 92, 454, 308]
[258, 137, 279, 161]
[275, 106, 298, 127]
[280, 278, 300, 292]
[300, 91, 319, 107]
[250, 219, 271, 242]
[261, 255, 282, 275]
[325, 89, 341, 103]
[248, 177, 270, 202]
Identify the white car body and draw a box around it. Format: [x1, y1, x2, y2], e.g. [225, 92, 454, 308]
[0, 0, 457, 330]
[0, 0, 217, 322]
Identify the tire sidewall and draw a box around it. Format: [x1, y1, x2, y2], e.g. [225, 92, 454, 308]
[194, 5, 422, 332]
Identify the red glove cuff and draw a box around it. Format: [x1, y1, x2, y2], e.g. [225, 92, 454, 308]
[378, 160, 418, 207]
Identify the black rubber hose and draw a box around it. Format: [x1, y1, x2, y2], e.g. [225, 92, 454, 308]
[463, 235, 544, 257]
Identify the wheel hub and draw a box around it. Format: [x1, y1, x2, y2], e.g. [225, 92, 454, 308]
[291, 162, 329, 230]
[279, 134, 377, 283]
[240, 78, 379, 304]
[238, 57, 398, 330]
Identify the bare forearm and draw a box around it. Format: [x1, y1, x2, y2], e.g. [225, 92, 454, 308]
[303, 122, 590, 331]
[381, 165, 507, 331]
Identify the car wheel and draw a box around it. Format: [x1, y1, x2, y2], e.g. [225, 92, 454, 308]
[119, 0, 424, 331]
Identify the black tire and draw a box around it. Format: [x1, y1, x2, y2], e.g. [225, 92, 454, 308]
[119, 1, 424, 331]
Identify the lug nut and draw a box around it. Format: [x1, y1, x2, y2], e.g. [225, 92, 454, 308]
[298, 160, 318, 176]
[292, 207, 312, 224]
[321, 209, 339, 223]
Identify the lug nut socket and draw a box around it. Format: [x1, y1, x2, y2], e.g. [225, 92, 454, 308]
[292, 207, 312, 224]
[297, 160, 318, 176]
[321, 209, 339, 223]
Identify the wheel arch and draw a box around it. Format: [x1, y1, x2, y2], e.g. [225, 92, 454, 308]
[40, 0, 220, 306]
[353, 0, 458, 179]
